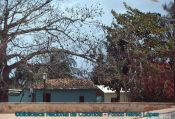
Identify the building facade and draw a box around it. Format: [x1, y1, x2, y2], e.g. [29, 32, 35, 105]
[97, 85, 130, 102]
[8, 79, 100, 102]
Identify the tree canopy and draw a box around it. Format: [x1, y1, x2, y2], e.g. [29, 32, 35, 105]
[91, 3, 175, 102]
[0, 0, 104, 101]
[0, 0, 103, 82]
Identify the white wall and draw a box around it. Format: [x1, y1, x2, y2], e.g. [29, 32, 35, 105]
[120, 92, 130, 102]
[104, 92, 130, 102]
[104, 93, 117, 102]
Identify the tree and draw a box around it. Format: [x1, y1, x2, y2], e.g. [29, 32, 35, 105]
[0, 0, 103, 101]
[91, 3, 175, 102]
[30, 51, 77, 79]
[163, 0, 175, 102]
[91, 33, 129, 101]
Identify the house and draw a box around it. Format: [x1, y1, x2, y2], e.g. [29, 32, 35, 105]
[8, 78, 101, 102]
[8, 89, 29, 102]
[97, 85, 130, 102]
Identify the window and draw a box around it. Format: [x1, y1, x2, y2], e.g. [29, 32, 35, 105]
[43, 93, 51, 102]
[111, 98, 118, 102]
[79, 96, 84, 102]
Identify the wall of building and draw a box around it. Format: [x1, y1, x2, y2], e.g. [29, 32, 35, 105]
[0, 102, 173, 113]
[8, 89, 129, 102]
[104, 92, 130, 102]
[35, 89, 97, 102]
[9, 89, 98, 102]
[120, 92, 130, 102]
[8, 89, 32, 102]
[104, 93, 117, 102]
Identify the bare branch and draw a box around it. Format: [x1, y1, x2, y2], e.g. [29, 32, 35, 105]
[9, 48, 96, 70]
[8, 0, 52, 29]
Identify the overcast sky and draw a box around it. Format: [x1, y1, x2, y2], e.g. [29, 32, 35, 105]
[61, 0, 173, 25]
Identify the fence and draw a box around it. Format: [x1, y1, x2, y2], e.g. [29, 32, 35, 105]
[0, 102, 173, 113]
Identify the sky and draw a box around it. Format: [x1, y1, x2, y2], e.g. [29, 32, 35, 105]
[61, 0, 173, 25]
[101, 0, 173, 25]
[59, 0, 173, 72]
[3, 0, 173, 80]
[9, 0, 174, 77]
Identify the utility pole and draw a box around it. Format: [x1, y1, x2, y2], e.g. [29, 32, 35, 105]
[43, 73, 47, 102]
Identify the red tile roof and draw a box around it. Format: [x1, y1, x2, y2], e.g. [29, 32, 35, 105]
[32, 78, 97, 89]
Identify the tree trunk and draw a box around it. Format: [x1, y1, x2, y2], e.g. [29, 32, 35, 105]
[0, 81, 9, 102]
[0, 89, 8, 102]
[0, 65, 11, 102]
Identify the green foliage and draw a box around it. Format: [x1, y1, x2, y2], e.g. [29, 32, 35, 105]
[47, 52, 76, 79]
[14, 51, 78, 88]
[92, 3, 175, 102]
